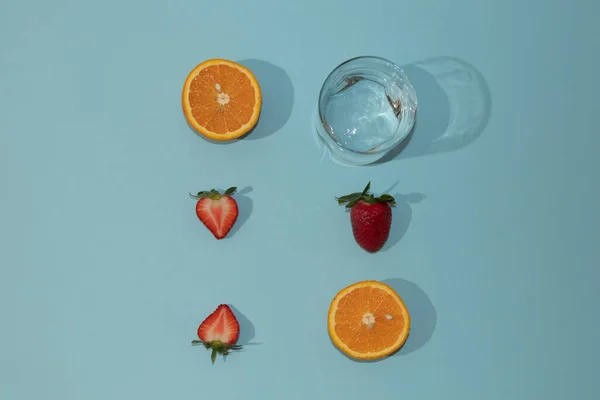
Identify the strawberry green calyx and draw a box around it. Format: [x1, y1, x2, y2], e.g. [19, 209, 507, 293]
[189, 187, 237, 201]
[191, 340, 243, 364]
[336, 182, 396, 209]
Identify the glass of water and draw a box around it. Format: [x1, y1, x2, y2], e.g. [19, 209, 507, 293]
[315, 56, 418, 166]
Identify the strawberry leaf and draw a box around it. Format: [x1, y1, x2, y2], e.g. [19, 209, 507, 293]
[337, 182, 395, 208]
[335, 192, 362, 205]
[189, 187, 237, 200]
[224, 187, 237, 196]
[376, 194, 397, 206]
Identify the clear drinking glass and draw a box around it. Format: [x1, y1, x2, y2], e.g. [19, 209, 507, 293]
[315, 56, 418, 166]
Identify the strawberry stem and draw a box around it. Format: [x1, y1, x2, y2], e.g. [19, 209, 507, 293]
[211, 348, 218, 364]
[336, 181, 396, 209]
[191, 339, 243, 364]
[189, 187, 237, 200]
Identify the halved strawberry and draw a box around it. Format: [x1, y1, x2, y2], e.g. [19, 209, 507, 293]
[192, 304, 242, 364]
[190, 187, 239, 239]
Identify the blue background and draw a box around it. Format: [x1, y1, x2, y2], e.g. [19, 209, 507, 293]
[1, 0, 598, 399]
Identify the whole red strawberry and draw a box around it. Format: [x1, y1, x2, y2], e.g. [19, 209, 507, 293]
[336, 182, 396, 253]
[190, 187, 238, 239]
[192, 304, 242, 364]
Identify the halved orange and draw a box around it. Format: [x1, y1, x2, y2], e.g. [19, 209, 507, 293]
[182, 59, 262, 141]
[327, 280, 411, 360]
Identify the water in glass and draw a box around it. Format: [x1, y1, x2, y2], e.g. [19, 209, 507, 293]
[316, 56, 417, 166]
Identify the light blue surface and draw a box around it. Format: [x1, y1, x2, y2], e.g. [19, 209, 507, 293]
[1, 0, 599, 399]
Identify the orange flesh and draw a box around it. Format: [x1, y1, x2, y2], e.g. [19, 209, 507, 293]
[333, 286, 406, 354]
[187, 64, 256, 135]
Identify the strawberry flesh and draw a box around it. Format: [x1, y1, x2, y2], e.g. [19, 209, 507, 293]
[197, 304, 240, 345]
[336, 182, 396, 253]
[193, 304, 241, 364]
[191, 187, 239, 239]
[350, 201, 392, 253]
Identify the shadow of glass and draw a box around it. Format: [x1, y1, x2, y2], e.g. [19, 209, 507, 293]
[378, 56, 492, 162]
[237, 59, 294, 140]
[381, 278, 437, 356]
[381, 192, 426, 252]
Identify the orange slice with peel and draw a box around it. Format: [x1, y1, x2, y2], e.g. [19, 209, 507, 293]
[182, 59, 262, 141]
[327, 280, 411, 360]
